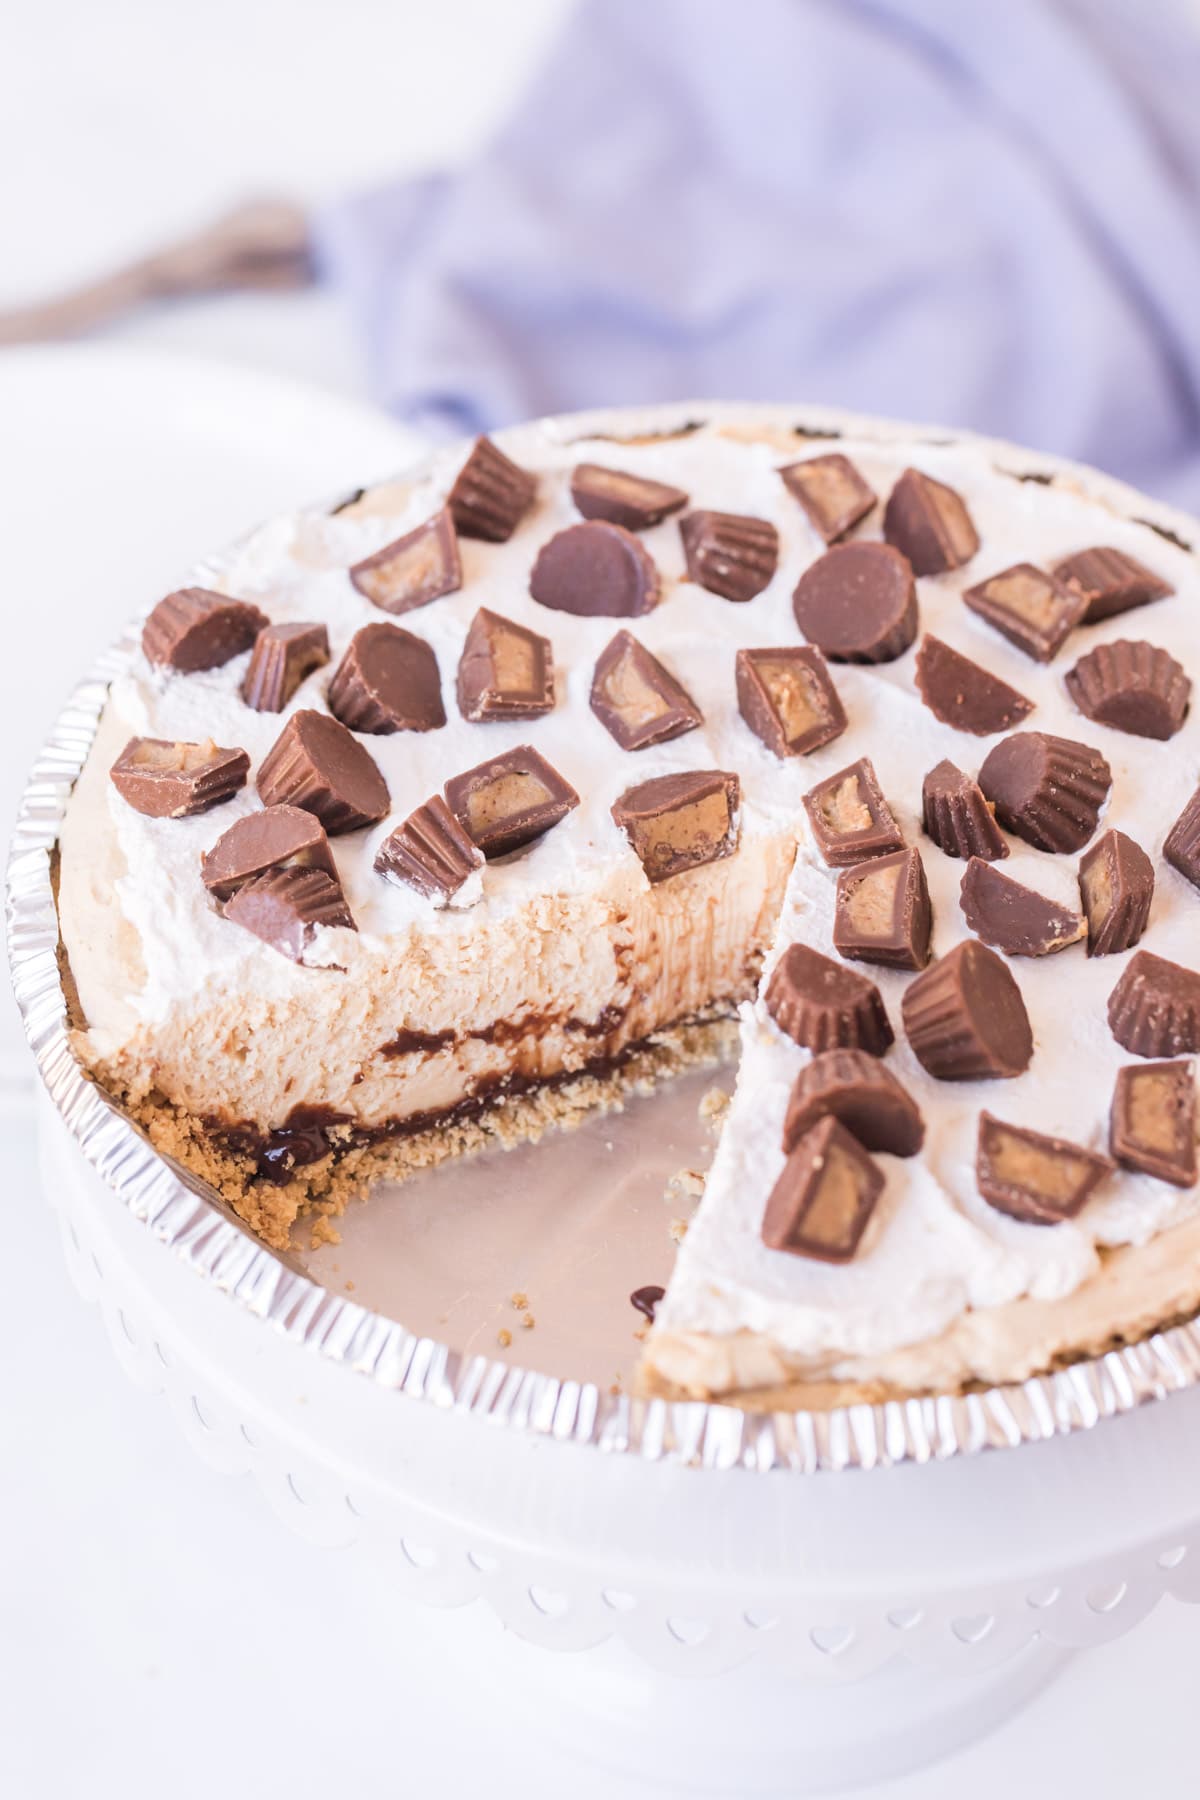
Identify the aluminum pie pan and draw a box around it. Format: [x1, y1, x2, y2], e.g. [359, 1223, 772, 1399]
[10, 398, 1200, 1475]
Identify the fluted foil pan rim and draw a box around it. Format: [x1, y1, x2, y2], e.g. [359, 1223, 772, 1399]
[10, 398, 1200, 1474]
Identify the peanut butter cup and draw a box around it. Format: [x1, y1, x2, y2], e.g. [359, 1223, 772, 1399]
[256, 709, 389, 834]
[922, 759, 1008, 861]
[223, 865, 355, 962]
[242, 622, 329, 713]
[1052, 546, 1173, 623]
[962, 562, 1087, 662]
[530, 521, 660, 617]
[976, 1113, 1112, 1225]
[903, 940, 1034, 1080]
[447, 436, 537, 541]
[1065, 639, 1190, 741]
[792, 542, 917, 663]
[765, 945, 894, 1056]
[883, 467, 979, 574]
[142, 588, 268, 672]
[590, 631, 701, 750]
[612, 770, 740, 883]
[1108, 952, 1200, 1058]
[349, 508, 462, 613]
[762, 1117, 885, 1262]
[1165, 787, 1200, 896]
[446, 745, 579, 858]
[201, 804, 336, 900]
[375, 794, 484, 904]
[457, 608, 555, 722]
[1078, 829, 1154, 957]
[915, 635, 1034, 736]
[1110, 1060, 1197, 1186]
[110, 737, 249, 819]
[783, 1050, 924, 1157]
[779, 453, 876, 544]
[978, 731, 1111, 853]
[735, 646, 846, 759]
[803, 757, 903, 867]
[834, 847, 933, 971]
[328, 622, 445, 734]
[960, 859, 1085, 958]
[679, 509, 779, 601]
[570, 463, 688, 530]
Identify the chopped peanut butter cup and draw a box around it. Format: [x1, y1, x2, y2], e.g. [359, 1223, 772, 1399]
[978, 730, 1111, 853]
[328, 622, 445, 734]
[883, 467, 979, 574]
[446, 745, 579, 858]
[914, 635, 1034, 736]
[223, 865, 355, 962]
[792, 542, 917, 663]
[962, 562, 1087, 662]
[570, 463, 688, 530]
[375, 794, 484, 904]
[779, 453, 876, 544]
[142, 587, 268, 672]
[611, 769, 740, 883]
[783, 1050, 924, 1157]
[457, 607, 555, 722]
[960, 859, 1085, 958]
[803, 757, 903, 867]
[1078, 829, 1154, 957]
[590, 631, 701, 750]
[447, 436, 537, 541]
[761, 1117, 884, 1263]
[679, 509, 779, 601]
[903, 940, 1034, 1081]
[1165, 787, 1200, 896]
[242, 621, 330, 713]
[1110, 1060, 1197, 1187]
[110, 737, 249, 819]
[1065, 639, 1190, 740]
[349, 508, 462, 614]
[765, 945, 894, 1056]
[256, 709, 389, 834]
[735, 646, 846, 759]
[201, 804, 336, 900]
[529, 521, 660, 617]
[976, 1113, 1112, 1225]
[922, 759, 1008, 861]
[1052, 546, 1173, 623]
[1108, 951, 1200, 1058]
[834, 847, 933, 971]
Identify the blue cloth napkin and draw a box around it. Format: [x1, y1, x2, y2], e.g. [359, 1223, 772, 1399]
[315, 0, 1200, 503]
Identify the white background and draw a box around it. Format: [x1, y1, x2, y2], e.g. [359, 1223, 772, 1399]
[4, 4, 1200, 1796]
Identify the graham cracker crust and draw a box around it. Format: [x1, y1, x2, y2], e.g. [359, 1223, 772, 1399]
[104, 1015, 739, 1251]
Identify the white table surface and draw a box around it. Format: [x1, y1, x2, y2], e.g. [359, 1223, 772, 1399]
[4, 4, 1200, 1795]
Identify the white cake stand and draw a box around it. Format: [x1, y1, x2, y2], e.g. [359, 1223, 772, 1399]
[38, 1095, 1200, 1796]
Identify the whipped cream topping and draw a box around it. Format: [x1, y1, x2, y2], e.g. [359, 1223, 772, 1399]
[75, 404, 1200, 1371]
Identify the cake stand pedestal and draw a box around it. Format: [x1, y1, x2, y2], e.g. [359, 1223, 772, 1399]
[37, 1097, 1200, 1794]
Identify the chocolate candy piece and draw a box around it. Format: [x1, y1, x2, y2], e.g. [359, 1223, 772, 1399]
[1065, 639, 1191, 741]
[803, 757, 903, 867]
[761, 1117, 884, 1263]
[529, 520, 660, 617]
[782, 1050, 924, 1157]
[978, 731, 1111, 853]
[223, 865, 355, 962]
[1107, 951, 1200, 1058]
[241, 621, 330, 713]
[457, 607, 555, 722]
[611, 770, 740, 883]
[570, 463, 688, 530]
[1052, 546, 1173, 623]
[446, 744, 579, 858]
[1165, 787, 1200, 895]
[142, 587, 268, 672]
[1078, 829, 1154, 957]
[902, 940, 1034, 1080]
[349, 508, 462, 614]
[201, 804, 336, 900]
[765, 945, 894, 1056]
[883, 467, 979, 575]
[960, 858, 1085, 957]
[922, 759, 1008, 862]
[257, 708, 389, 834]
[914, 635, 1034, 736]
[590, 631, 701, 751]
[109, 737, 249, 819]
[679, 509, 779, 602]
[1110, 1060, 1197, 1187]
[447, 436, 536, 542]
[962, 562, 1087, 663]
[834, 847, 932, 972]
[735, 646, 846, 759]
[779, 453, 876, 544]
[328, 622, 445, 734]
[374, 794, 484, 904]
[976, 1113, 1112, 1225]
[792, 542, 918, 663]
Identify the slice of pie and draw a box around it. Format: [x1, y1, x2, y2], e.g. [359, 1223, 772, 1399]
[55, 406, 1200, 1406]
